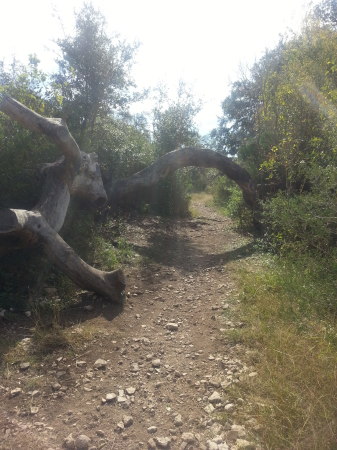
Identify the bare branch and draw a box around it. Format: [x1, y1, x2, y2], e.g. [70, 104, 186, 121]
[109, 147, 257, 208]
[0, 95, 81, 169]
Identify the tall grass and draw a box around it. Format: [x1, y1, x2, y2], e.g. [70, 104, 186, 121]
[230, 253, 337, 449]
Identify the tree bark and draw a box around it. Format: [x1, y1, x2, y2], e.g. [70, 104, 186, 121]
[109, 147, 257, 208]
[0, 95, 124, 302]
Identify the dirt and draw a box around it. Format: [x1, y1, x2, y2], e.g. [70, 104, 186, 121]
[0, 196, 258, 450]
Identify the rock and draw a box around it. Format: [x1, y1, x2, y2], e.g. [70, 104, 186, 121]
[116, 421, 124, 432]
[131, 363, 139, 372]
[19, 362, 30, 371]
[76, 360, 87, 367]
[147, 426, 157, 434]
[148, 438, 157, 449]
[154, 436, 171, 448]
[248, 372, 258, 378]
[224, 403, 235, 412]
[235, 439, 256, 449]
[126, 387, 136, 395]
[63, 433, 76, 449]
[96, 430, 105, 437]
[218, 444, 229, 450]
[10, 388, 22, 398]
[208, 391, 222, 404]
[52, 382, 61, 391]
[166, 323, 179, 331]
[24, 311, 31, 317]
[181, 432, 196, 444]
[204, 404, 215, 414]
[174, 414, 183, 426]
[75, 435, 91, 450]
[228, 425, 246, 440]
[94, 359, 107, 369]
[30, 406, 39, 415]
[106, 393, 117, 402]
[152, 359, 161, 368]
[123, 415, 134, 427]
[206, 441, 218, 450]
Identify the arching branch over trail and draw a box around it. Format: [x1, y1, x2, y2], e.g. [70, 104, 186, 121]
[109, 147, 257, 208]
[0, 96, 256, 303]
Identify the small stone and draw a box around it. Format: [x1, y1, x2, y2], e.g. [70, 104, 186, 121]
[106, 393, 117, 402]
[126, 387, 136, 395]
[148, 438, 157, 449]
[152, 359, 161, 368]
[75, 434, 91, 449]
[154, 436, 171, 448]
[76, 360, 87, 367]
[206, 441, 218, 450]
[63, 433, 75, 449]
[96, 430, 105, 437]
[224, 403, 235, 412]
[52, 382, 61, 391]
[181, 432, 196, 444]
[166, 323, 179, 331]
[174, 414, 183, 426]
[117, 396, 127, 403]
[30, 406, 39, 415]
[228, 424, 246, 440]
[131, 363, 139, 372]
[248, 372, 258, 378]
[94, 359, 107, 369]
[24, 311, 31, 317]
[10, 388, 22, 398]
[19, 362, 30, 371]
[204, 404, 215, 414]
[147, 426, 157, 434]
[218, 444, 229, 450]
[208, 391, 222, 404]
[116, 421, 124, 432]
[123, 415, 133, 427]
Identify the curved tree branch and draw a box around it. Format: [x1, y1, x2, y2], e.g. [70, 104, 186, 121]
[108, 147, 257, 208]
[0, 95, 123, 302]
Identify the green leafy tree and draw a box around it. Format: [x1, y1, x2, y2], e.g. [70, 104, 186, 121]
[53, 2, 138, 148]
[150, 83, 200, 216]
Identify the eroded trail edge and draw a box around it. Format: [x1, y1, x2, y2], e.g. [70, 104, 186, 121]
[1, 197, 258, 450]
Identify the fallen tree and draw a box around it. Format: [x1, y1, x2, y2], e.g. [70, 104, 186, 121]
[0, 95, 256, 302]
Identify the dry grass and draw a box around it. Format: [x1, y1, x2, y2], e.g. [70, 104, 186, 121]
[229, 255, 337, 449]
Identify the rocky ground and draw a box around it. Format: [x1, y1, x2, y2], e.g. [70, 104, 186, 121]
[0, 196, 259, 450]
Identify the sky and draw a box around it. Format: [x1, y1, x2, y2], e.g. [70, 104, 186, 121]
[0, 0, 318, 134]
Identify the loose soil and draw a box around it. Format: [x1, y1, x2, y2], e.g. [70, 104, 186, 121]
[0, 195, 258, 450]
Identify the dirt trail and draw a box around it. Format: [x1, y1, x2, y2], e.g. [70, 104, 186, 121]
[1, 196, 257, 450]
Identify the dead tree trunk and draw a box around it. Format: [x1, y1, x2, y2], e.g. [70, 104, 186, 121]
[0, 95, 125, 302]
[108, 147, 256, 209]
[0, 96, 256, 303]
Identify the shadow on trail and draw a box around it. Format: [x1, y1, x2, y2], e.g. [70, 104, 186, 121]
[133, 228, 255, 272]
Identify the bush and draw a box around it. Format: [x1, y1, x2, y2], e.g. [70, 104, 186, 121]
[262, 165, 337, 254]
[211, 176, 255, 231]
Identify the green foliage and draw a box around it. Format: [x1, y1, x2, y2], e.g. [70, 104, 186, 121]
[231, 253, 337, 448]
[262, 165, 337, 253]
[211, 176, 255, 231]
[53, 2, 138, 147]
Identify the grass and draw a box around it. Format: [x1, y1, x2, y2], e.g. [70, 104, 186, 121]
[228, 252, 337, 449]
